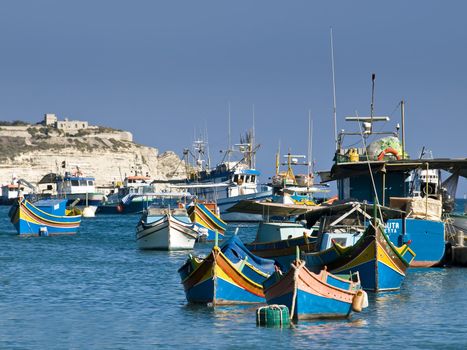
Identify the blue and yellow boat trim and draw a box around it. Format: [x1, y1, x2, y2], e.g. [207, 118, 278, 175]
[178, 237, 275, 304]
[188, 203, 227, 241]
[9, 198, 82, 236]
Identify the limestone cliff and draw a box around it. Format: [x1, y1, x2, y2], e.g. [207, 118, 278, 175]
[0, 123, 186, 187]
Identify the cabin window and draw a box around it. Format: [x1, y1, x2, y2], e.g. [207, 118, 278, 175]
[251, 175, 256, 183]
[71, 180, 79, 186]
[79, 180, 87, 186]
[233, 174, 239, 183]
[88, 180, 94, 186]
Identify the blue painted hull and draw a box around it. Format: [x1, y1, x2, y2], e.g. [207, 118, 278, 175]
[186, 276, 265, 304]
[9, 199, 81, 236]
[263, 263, 361, 320]
[386, 218, 445, 267]
[267, 289, 353, 319]
[179, 237, 275, 305]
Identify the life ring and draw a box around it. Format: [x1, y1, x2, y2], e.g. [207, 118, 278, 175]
[377, 147, 401, 161]
[116, 204, 124, 213]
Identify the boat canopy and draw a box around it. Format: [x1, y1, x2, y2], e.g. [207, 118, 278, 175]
[227, 200, 317, 216]
[298, 200, 406, 228]
[319, 158, 467, 183]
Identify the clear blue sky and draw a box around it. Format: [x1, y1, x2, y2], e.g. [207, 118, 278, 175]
[0, 1, 465, 195]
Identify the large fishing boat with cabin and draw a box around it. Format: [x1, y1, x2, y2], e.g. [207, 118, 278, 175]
[38, 164, 105, 217]
[174, 132, 272, 222]
[319, 81, 467, 267]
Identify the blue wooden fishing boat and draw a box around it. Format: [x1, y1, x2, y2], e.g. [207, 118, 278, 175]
[263, 260, 367, 320]
[302, 203, 415, 291]
[178, 236, 276, 305]
[9, 198, 82, 236]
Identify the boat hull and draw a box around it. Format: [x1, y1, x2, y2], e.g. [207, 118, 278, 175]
[263, 262, 361, 320]
[179, 247, 269, 305]
[386, 218, 445, 267]
[9, 199, 81, 236]
[136, 214, 197, 250]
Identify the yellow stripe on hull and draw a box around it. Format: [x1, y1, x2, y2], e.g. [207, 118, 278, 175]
[333, 241, 376, 273]
[377, 242, 405, 276]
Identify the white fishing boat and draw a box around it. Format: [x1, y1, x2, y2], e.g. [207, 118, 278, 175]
[175, 131, 272, 222]
[38, 165, 105, 217]
[136, 207, 198, 250]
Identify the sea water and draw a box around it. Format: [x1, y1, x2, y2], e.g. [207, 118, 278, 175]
[0, 201, 466, 350]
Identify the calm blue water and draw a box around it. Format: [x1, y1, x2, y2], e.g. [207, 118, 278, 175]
[1, 203, 467, 350]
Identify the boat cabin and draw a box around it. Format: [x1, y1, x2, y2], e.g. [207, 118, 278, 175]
[57, 173, 97, 195]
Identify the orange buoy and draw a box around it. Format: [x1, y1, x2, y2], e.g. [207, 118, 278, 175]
[377, 147, 401, 161]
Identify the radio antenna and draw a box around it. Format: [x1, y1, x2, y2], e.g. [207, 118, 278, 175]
[330, 27, 338, 150]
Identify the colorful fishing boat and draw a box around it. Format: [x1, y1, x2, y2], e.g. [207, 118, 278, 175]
[9, 198, 82, 236]
[187, 202, 227, 241]
[178, 236, 276, 305]
[263, 259, 367, 320]
[136, 207, 198, 250]
[303, 206, 415, 291]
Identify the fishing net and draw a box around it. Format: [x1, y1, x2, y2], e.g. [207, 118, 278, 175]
[366, 136, 403, 161]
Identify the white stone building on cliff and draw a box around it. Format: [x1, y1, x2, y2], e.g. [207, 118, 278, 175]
[44, 113, 89, 131]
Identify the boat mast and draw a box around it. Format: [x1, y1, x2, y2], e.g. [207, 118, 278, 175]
[401, 99, 405, 159]
[330, 27, 338, 150]
[228, 101, 231, 168]
[252, 104, 256, 169]
[307, 110, 313, 178]
[370, 73, 376, 134]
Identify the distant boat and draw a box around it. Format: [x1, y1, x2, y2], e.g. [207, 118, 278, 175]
[0, 176, 34, 205]
[179, 133, 273, 222]
[187, 202, 227, 241]
[136, 207, 198, 250]
[97, 175, 193, 214]
[263, 260, 367, 320]
[38, 169, 105, 217]
[178, 236, 276, 305]
[9, 198, 82, 236]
